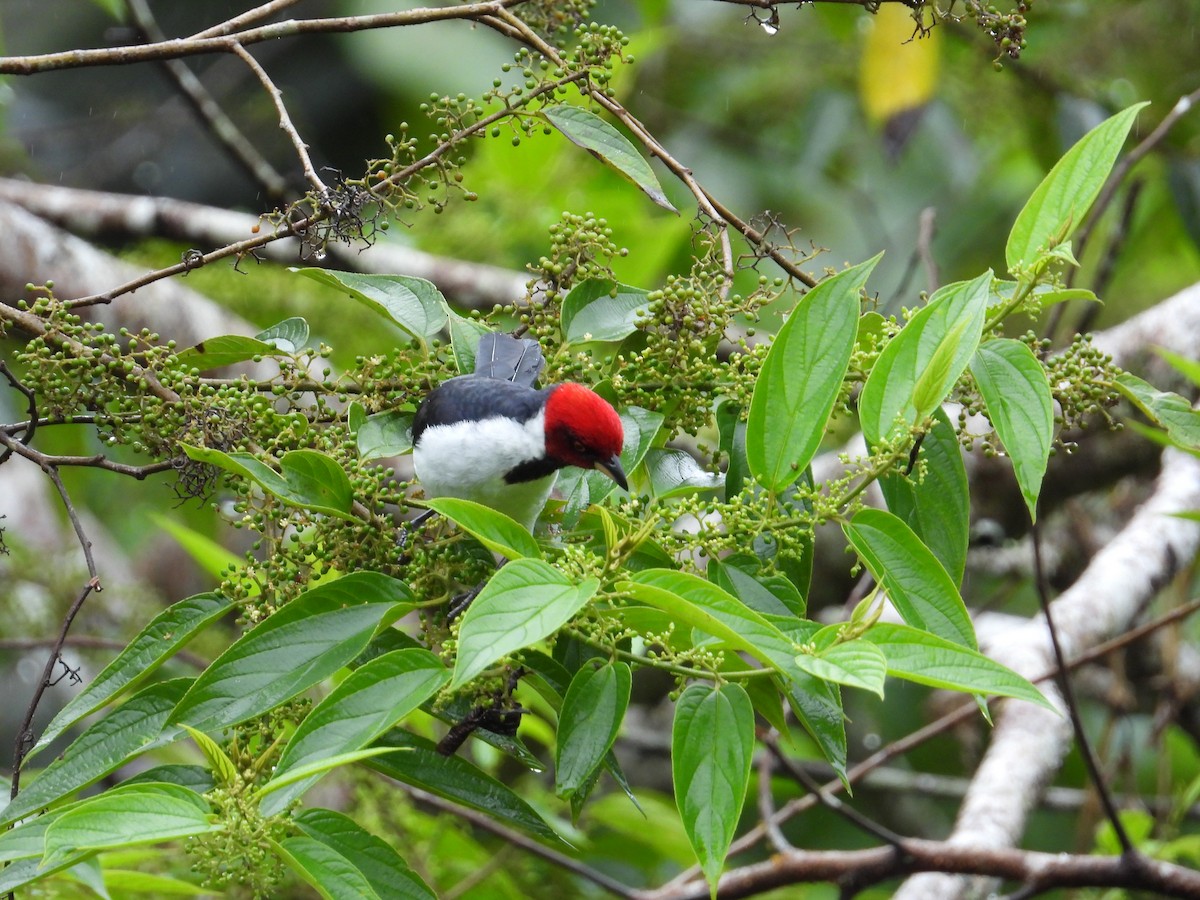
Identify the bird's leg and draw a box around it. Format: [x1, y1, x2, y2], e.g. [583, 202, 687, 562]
[436, 667, 527, 756]
[446, 582, 483, 621]
[446, 555, 510, 621]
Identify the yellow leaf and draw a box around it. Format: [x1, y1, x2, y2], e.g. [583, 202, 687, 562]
[859, 4, 941, 125]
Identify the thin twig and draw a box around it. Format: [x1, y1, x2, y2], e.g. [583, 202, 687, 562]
[189, 0, 305, 40]
[126, 0, 291, 204]
[227, 43, 326, 194]
[762, 731, 908, 850]
[0, 361, 37, 465]
[401, 784, 640, 899]
[1030, 517, 1135, 855]
[9, 572, 98, 800]
[0, 432, 182, 479]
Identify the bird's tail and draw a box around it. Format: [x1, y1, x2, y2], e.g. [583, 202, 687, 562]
[474, 332, 544, 386]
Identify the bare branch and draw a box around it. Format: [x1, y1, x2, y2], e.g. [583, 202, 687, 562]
[228, 43, 325, 193]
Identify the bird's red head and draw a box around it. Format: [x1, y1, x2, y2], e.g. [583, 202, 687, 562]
[544, 383, 625, 473]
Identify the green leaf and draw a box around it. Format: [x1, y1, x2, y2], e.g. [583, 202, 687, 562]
[561, 279, 652, 343]
[1006, 102, 1150, 271]
[865, 623, 1055, 710]
[794, 636, 887, 698]
[171, 573, 413, 732]
[93, 870, 212, 896]
[970, 338, 1055, 520]
[747, 256, 880, 492]
[555, 662, 632, 801]
[256, 748, 401, 801]
[179, 725, 238, 787]
[425, 497, 542, 560]
[844, 508, 976, 649]
[784, 679, 848, 786]
[709, 558, 804, 618]
[446, 313, 494, 374]
[181, 445, 356, 520]
[1, 680, 191, 828]
[716, 400, 749, 502]
[878, 408, 969, 586]
[292, 269, 449, 341]
[368, 730, 559, 841]
[152, 515, 245, 584]
[452, 560, 599, 688]
[295, 808, 436, 900]
[644, 448, 724, 498]
[120, 765, 214, 795]
[275, 836, 382, 900]
[355, 411, 413, 461]
[1157, 347, 1200, 389]
[1115, 372, 1200, 451]
[672, 683, 754, 893]
[43, 783, 219, 866]
[173, 334, 276, 371]
[859, 271, 990, 447]
[542, 105, 677, 212]
[256, 316, 310, 352]
[27, 593, 231, 763]
[259, 649, 449, 815]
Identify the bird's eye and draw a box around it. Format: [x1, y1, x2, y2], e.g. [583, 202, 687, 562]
[571, 437, 587, 455]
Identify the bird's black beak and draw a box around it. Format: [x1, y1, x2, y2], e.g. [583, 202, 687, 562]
[595, 454, 628, 492]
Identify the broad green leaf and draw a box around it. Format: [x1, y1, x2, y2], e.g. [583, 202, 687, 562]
[0, 806, 67, 862]
[43, 784, 219, 866]
[181, 445, 355, 520]
[27, 593, 230, 762]
[672, 683, 754, 892]
[878, 408, 969, 586]
[452, 560, 599, 687]
[171, 573, 413, 732]
[859, 271, 990, 447]
[784, 679, 848, 786]
[543, 105, 677, 212]
[447, 313, 493, 374]
[793, 637, 887, 698]
[747, 256, 880, 492]
[256, 316, 310, 352]
[179, 724, 238, 787]
[1157, 347, 1200, 388]
[276, 836, 383, 900]
[716, 400, 749, 501]
[865, 623, 1054, 710]
[425, 497, 541, 560]
[644, 448, 724, 498]
[561, 279, 652, 343]
[120, 765, 214, 794]
[256, 748, 401, 801]
[709, 557, 804, 618]
[93, 869, 212, 896]
[555, 662, 632, 801]
[152, 514, 246, 585]
[844, 508, 976, 649]
[259, 649, 449, 815]
[1, 680, 190, 827]
[970, 338, 1055, 520]
[1115, 372, 1200, 451]
[174, 334, 276, 371]
[368, 730, 559, 841]
[1006, 102, 1150, 271]
[295, 808, 436, 900]
[355, 411, 413, 461]
[292, 269, 449, 341]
